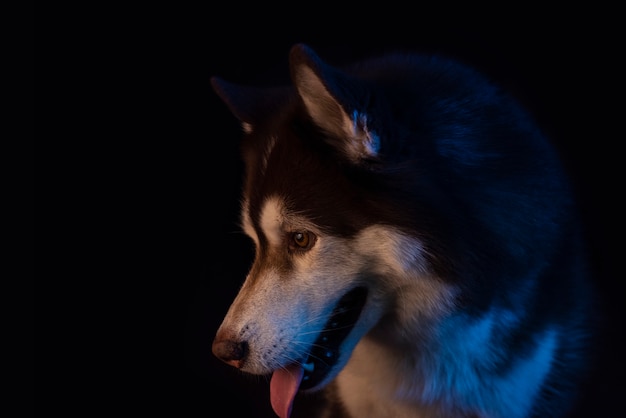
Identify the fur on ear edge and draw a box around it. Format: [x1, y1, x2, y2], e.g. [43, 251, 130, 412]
[289, 44, 380, 161]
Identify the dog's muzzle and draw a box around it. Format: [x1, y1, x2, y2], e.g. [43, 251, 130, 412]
[212, 286, 368, 384]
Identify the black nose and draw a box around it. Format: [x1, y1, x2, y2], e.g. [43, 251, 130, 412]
[212, 335, 248, 369]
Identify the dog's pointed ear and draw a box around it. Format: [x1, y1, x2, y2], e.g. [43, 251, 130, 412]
[289, 44, 380, 162]
[211, 77, 289, 134]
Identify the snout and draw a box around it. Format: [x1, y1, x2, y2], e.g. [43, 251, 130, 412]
[212, 286, 370, 390]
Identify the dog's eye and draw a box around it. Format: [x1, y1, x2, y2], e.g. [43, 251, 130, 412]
[289, 231, 316, 251]
[293, 232, 309, 248]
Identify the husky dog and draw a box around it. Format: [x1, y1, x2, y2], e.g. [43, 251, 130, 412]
[210, 44, 595, 418]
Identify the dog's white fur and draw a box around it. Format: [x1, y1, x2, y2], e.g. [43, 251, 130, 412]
[333, 313, 556, 418]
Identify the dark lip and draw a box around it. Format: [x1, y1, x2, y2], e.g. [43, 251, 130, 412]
[299, 286, 368, 390]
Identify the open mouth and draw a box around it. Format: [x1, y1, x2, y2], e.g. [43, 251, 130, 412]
[299, 286, 368, 390]
[269, 286, 368, 418]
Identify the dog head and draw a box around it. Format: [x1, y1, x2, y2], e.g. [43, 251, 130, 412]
[210, 44, 459, 418]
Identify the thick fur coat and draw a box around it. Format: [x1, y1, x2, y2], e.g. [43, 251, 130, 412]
[210, 44, 595, 418]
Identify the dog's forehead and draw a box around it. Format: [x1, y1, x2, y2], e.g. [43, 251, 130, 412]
[243, 126, 347, 212]
[239, 118, 419, 242]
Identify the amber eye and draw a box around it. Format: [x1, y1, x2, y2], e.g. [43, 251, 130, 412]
[293, 232, 309, 247]
[289, 231, 316, 251]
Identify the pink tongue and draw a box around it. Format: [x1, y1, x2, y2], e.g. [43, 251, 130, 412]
[270, 364, 304, 418]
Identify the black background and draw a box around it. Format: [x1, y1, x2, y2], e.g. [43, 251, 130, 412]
[40, 8, 624, 418]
